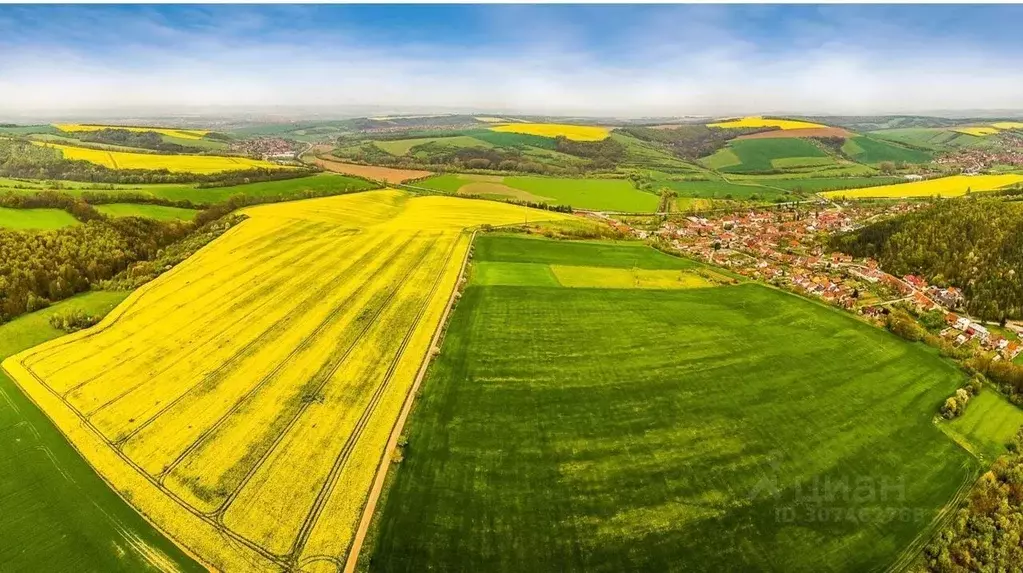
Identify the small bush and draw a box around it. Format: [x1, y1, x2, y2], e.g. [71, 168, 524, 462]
[48, 308, 99, 333]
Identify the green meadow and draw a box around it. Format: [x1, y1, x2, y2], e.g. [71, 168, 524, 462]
[842, 136, 933, 164]
[417, 174, 660, 212]
[367, 235, 978, 573]
[94, 203, 199, 221]
[705, 138, 834, 173]
[0, 207, 80, 230]
[0, 292, 202, 572]
[941, 391, 1023, 461]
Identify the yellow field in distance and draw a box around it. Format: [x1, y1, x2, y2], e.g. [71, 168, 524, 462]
[954, 126, 1000, 137]
[489, 122, 610, 141]
[2, 190, 571, 572]
[707, 116, 826, 130]
[55, 123, 211, 140]
[820, 174, 1023, 199]
[33, 141, 285, 174]
[991, 122, 1023, 130]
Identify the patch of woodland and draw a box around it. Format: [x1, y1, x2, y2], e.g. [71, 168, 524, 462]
[831, 198, 1023, 321]
[617, 125, 773, 160]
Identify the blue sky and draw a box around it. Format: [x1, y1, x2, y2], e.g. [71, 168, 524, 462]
[2, 4, 1023, 117]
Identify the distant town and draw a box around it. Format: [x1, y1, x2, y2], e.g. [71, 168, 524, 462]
[601, 201, 1023, 364]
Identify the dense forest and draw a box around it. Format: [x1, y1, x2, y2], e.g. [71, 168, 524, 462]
[0, 139, 315, 185]
[619, 125, 770, 160]
[0, 216, 193, 321]
[919, 429, 1023, 572]
[830, 198, 1023, 321]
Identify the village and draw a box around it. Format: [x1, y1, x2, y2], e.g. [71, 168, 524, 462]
[604, 200, 1023, 364]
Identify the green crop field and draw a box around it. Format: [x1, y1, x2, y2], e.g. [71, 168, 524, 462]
[841, 136, 933, 164]
[705, 138, 834, 174]
[869, 128, 995, 151]
[416, 174, 659, 212]
[159, 134, 229, 150]
[465, 129, 559, 150]
[940, 391, 1023, 461]
[0, 207, 80, 230]
[0, 292, 202, 572]
[0, 125, 62, 136]
[374, 135, 492, 155]
[94, 203, 199, 221]
[367, 235, 979, 573]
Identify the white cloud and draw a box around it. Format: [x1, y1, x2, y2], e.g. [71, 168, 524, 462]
[1, 6, 1022, 119]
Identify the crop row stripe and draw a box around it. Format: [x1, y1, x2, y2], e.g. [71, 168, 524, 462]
[289, 233, 461, 563]
[158, 232, 431, 492]
[209, 234, 444, 531]
[114, 230, 400, 449]
[62, 231, 350, 403]
[25, 219, 334, 373]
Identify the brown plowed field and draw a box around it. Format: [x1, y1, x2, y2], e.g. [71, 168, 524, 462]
[735, 127, 853, 139]
[308, 150, 432, 184]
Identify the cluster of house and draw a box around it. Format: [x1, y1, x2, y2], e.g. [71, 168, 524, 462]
[230, 137, 299, 160]
[935, 135, 1023, 171]
[942, 314, 1022, 361]
[637, 203, 922, 309]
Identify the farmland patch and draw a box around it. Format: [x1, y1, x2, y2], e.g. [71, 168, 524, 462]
[707, 116, 826, 130]
[736, 127, 853, 139]
[821, 174, 1023, 199]
[939, 391, 1023, 461]
[94, 203, 199, 221]
[416, 174, 658, 212]
[0, 207, 80, 230]
[367, 235, 977, 572]
[310, 154, 431, 184]
[489, 123, 610, 142]
[840, 136, 932, 164]
[0, 291, 202, 572]
[1, 190, 572, 572]
[34, 142, 285, 174]
[707, 138, 834, 173]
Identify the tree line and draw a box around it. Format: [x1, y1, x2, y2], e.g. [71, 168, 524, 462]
[830, 198, 1023, 321]
[920, 428, 1023, 572]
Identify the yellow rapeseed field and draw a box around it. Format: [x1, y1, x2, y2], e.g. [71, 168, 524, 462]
[33, 141, 284, 174]
[991, 122, 1023, 130]
[54, 123, 211, 140]
[707, 116, 827, 130]
[489, 122, 610, 141]
[820, 174, 1023, 199]
[1, 190, 572, 572]
[953, 126, 1000, 137]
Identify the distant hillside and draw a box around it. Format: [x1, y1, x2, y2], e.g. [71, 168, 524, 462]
[830, 197, 1023, 320]
[801, 116, 963, 132]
